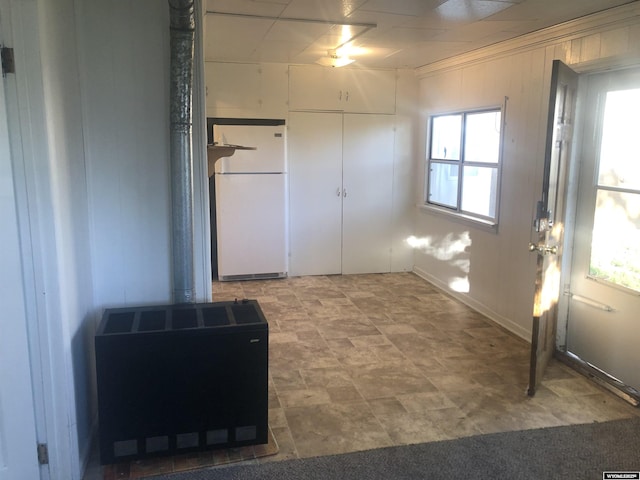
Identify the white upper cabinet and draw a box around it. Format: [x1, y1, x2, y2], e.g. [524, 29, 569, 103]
[289, 65, 396, 114]
[340, 68, 397, 115]
[205, 63, 288, 118]
[206, 63, 261, 113]
[288, 66, 344, 112]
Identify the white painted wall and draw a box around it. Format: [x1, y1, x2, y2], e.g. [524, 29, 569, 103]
[393, 69, 420, 272]
[5, 0, 210, 478]
[5, 0, 97, 477]
[78, 0, 210, 309]
[38, 3, 97, 474]
[78, 1, 172, 308]
[413, 3, 640, 340]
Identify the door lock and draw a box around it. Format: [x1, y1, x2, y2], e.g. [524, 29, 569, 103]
[528, 243, 558, 255]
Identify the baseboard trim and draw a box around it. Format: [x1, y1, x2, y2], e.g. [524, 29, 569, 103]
[412, 266, 531, 342]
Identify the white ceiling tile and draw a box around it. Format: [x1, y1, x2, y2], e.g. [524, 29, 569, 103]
[254, 40, 312, 63]
[374, 27, 445, 44]
[487, 0, 631, 22]
[356, 0, 447, 17]
[263, 21, 333, 43]
[378, 41, 470, 68]
[434, 0, 517, 23]
[203, 0, 634, 68]
[205, 14, 275, 37]
[296, 31, 358, 55]
[205, 0, 289, 16]
[281, 0, 368, 20]
[347, 10, 418, 31]
[205, 16, 274, 61]
[432, 19, 535, 42]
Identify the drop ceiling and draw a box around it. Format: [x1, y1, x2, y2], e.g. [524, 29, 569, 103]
[204, 0, 637, 69]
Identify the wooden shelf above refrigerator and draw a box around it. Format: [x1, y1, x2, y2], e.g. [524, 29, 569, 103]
[207, 145, 256, 177]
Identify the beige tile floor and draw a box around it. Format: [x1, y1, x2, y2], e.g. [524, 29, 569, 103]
[84, 272, 639, 478]
[213, 272, 639, 464]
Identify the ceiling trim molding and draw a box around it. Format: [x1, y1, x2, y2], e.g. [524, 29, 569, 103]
[416, 2, 640, 78]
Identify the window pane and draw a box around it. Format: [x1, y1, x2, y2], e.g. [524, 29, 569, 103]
[431, 115, 461, 160]
[589, 189, 640, 292]
[428, 162, 459, 208]
[598, 88, 640, 191]
[461, 166, 498, 218]
[464, 111, 501, 164]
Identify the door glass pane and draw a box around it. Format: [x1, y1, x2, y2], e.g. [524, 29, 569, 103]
[464, 111, 501, 164]
[430, 115, 461, 160]
[428, 162, 459, 208]
[589, 189, 640, 292]
[461, 166, 498, 218]
[598, 88, 640, 191]
[598, 89, 640, 190]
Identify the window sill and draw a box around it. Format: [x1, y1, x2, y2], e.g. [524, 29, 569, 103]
[417, 204, 498, 233]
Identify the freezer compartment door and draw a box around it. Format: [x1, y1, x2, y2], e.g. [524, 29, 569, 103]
[214, 124, 286, 174]
[215, 173, 288, 280]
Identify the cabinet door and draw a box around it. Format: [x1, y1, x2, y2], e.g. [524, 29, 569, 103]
[205, 62, 261, 115]
[342, 69, 396, 114]
[289, 65, 343, 111]
[342, 114, 394, 274]
[288, 112, 343, 276]
[289, 65, 397, 114]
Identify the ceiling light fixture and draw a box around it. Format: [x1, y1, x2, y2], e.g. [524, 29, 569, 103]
[205, 11, 377, 69]
[315, 49, 355, 68]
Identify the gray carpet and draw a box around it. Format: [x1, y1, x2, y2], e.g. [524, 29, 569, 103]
[150, 418, 640, 479]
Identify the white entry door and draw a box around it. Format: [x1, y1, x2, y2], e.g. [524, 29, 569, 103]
[0, 27, 41, 480]
[528, 60, 577, 395]
[566, 67, 640, 394]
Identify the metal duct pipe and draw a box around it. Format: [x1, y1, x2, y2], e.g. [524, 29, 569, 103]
[169, 0, 196, 304]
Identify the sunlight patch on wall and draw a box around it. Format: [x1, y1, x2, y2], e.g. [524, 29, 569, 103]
[449, 276, 470, 293]
[406, 232, 471, 260]
[406, 232, 471, 292]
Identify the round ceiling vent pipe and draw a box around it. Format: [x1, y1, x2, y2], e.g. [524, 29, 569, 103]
[169, 0, 196, 304]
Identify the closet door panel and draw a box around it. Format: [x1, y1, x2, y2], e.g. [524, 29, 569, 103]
[288, 112, 343, 276]
[342, 114, 394, 274]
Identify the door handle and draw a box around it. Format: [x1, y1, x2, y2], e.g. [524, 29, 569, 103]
[336, 188, 341, 197]
[564, 291, 615, 312]
[343, 188, 348, 198]
[528, 243, 558, 255]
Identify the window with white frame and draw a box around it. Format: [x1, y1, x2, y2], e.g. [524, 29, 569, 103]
[426, 108, 503, 224]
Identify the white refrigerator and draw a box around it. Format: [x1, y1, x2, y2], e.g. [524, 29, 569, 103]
[213, 122, 288, 281]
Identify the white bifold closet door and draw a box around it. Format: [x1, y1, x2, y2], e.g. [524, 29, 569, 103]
[288, 111, 395, 276]
[341, 113, 394, 274]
